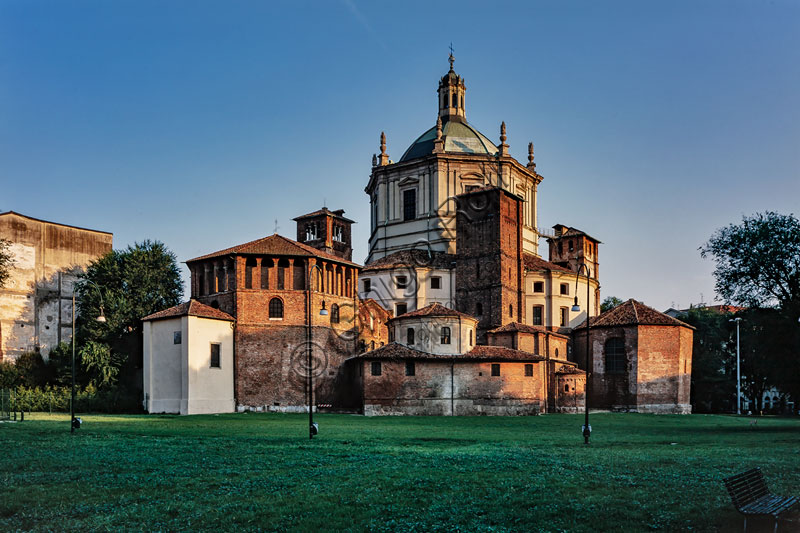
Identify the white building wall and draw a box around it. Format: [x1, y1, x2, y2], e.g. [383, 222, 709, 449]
[143, 317, 184, 414]
[393, 315, 477, 355]
[524, 270, 599, 330]
[143, 315, 234, 415]
[185, 316, 235, 415]
[359, 267, 455, 316]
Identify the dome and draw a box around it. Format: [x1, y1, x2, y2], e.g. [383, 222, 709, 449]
[399, 119, 498, 162]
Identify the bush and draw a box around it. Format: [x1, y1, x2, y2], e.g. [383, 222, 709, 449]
[14, 351, 48, 387]
[7, 385, 142, 414]
[0, 360, 19, 388]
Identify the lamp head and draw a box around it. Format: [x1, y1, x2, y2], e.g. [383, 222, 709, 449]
[96, 306, 107, 323]
[571, 296, 580, 312]
[319, 300, 328, 316]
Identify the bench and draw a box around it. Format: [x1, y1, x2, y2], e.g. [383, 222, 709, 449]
[723, 467, 798, 532]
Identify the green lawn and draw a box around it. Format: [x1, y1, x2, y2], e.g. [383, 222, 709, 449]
[1, 413, 799, 532]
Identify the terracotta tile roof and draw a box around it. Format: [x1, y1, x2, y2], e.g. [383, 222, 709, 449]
[348, 342, 545, 362]
[363, 249, 457, 271]
[293, 207, 355, 223]
[487, 322, 570, 338]
[523, 254, 573, 273]
[574, 299, 693, 330]
[186, 233, 359, 267]
[392, 302, 475, 321]
[464, 345, 546, 362]
[549, 224, 602, 243]
[555, 364, 585, 375]
[142, 300, 235, 322]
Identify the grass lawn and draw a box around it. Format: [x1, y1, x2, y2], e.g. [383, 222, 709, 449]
[1, 413, 799, 532]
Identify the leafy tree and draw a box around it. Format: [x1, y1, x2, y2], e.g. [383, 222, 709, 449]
[683, 307, 735, 413]
[0, 360, 19, 388]
[42, 342, 74, 386]
[701, 212, 800, 407]
[13, 351, 47, 387]
[700, 211, 800, 312]
[76, 240, 183, 392]
[0, 238, 14, 288]
[600, 296, 623, 313]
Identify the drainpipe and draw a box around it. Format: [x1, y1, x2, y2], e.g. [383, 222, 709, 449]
[230, 255, 238, 409]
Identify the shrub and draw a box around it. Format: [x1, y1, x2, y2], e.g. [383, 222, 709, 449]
[8, 385, 142, 414]
[14, 351, 47, 387]
[0, 360, 19, 388]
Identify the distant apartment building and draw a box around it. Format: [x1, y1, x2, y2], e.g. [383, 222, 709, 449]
[0, 211, 112, 360]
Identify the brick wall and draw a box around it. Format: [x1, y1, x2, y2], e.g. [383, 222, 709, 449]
[575, 324, 693, 413]
[455, 188, 524, 342]
[359, 358, 545, 415]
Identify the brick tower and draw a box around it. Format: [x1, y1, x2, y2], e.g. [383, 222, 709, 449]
[455, 187, 525, 342]
[294, 207, 355, 261]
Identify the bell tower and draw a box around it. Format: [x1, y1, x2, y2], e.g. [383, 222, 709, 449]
[438, 53, 466, 122]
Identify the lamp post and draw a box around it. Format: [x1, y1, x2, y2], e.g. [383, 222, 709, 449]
[306, 262, 328, 439]
[571, 263, 592, 445]
[730, 317, 742, 415]
[71, 279, 106, 433]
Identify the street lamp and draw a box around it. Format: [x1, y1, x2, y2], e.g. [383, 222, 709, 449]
[730, 317, 742, 415]
[306, 263, 329, 439]
[71, 278, 106, 433]
[571, 263, 592, 445]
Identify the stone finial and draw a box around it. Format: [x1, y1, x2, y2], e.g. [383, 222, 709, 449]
[379, 132, 389, 165]
[499, 121, 509, 156]
[433, 116, 444, 153]
[448, 52, 455, 71]
[527, 142, 536, 170]
[372, 153, 377, 167]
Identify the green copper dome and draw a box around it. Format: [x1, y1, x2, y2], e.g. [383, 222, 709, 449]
[399, 119, 498, 162]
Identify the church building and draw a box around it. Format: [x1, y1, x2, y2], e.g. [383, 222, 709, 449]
[142, 54, 692, 416]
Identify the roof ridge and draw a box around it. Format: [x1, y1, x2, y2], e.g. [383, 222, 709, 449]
[631, 299, 640, 323]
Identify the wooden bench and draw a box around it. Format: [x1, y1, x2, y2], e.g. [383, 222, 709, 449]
[723, 467, 798, 532]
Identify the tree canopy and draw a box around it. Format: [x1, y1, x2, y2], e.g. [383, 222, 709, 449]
[600, 296, 623, 313]
[701, 212, 800, 407]
[76, 240, 183, 390]
[700, 211, 800, 312]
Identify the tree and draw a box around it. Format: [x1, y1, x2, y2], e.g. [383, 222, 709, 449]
[0, 238, 14, 288]
[683, 307, 735, 413]
[76, 240, 183, 392]
[600, 296, 623, 313]
[701, 212, 800, 406]
[700, 211, 800, 312]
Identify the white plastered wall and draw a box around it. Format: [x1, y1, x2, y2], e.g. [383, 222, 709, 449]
[185, 316, 234, 415]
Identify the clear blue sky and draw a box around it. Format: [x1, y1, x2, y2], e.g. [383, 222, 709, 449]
[2, 1, 798, 311]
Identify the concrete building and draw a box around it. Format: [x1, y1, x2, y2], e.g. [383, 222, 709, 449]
[142, 300, 235, 415]
[0, 211, 112, 360]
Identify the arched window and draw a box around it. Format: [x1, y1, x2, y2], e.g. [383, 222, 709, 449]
[407, 328, 415, 345]
[245, 258, 257, 289]
[440, 326, 451, 344]
[469, 330, 473, 346]
[330, 304, 339, 324]
[604, 337, 626, 374]
[268, 298, 284, 319]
